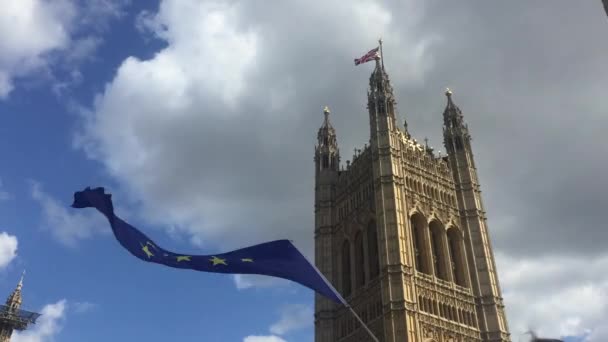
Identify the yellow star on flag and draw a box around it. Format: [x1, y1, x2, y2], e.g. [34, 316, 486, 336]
[176, 256, 191, 262]
[210, 256, 227, 266]
[142, 245, 154, 258]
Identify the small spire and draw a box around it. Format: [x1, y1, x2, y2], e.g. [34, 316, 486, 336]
[378, 37, 384, 70]
[323, 106, 331, 124]
[6, 271, 24, 310]
[17, 270, 25, 289]
[443, 87, 466, 130]
[315, 105, 340, 172]
[445, 88, 456, 109]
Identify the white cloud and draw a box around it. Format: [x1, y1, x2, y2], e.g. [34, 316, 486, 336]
[233, 274, 290, 290]
[498, 253, 608, 340]
[243, 336, 286, 342]
[76, 0, 434, 254]
[0, 0, 76, 98]
[30, 182, 108, 247]
[269, 304, 313, 335]
[0, 232, 18, 269]
[243, 304, 312, 341]
[12, 299, 67, 342]
[0, 0, 129, 99]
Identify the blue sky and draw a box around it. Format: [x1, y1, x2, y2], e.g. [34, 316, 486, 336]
[0, 1, 313, 341]
[1, 1, 607, 341]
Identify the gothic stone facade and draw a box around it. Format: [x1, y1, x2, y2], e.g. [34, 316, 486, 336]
[314, 59, 510, 342]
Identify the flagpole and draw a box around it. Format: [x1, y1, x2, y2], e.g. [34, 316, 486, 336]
[379, 38, 384, 70]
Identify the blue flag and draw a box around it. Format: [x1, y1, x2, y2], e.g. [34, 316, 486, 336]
[71, 187, 342, 304]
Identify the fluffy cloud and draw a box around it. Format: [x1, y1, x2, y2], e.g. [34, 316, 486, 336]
[76, 0, 434, 253]
[269, 304, 313, 336]
[31, 182, 108, 247]
[0, 232, 18, 269]
[242, 336, 286, 342]
[75, 0, 607, 337]
[12, 300, 67, 342]
[233, 274, 290, 291]
[0, 0, 75, 98]
[243, 303, 312, 342]
[0, 0, 129, 99]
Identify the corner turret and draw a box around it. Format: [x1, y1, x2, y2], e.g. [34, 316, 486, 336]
[443, 88, 471, 153]
[315, 106, 340, 173]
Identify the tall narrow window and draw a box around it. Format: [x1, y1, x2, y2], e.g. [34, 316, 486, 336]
[447, 228, 468, 287]
[367, 221, 380, 278]
[411, 214, 431, 274]
[342, 240, 352, 297]
[430, 221, 449, 280]
[412, 219, 423, 272]
[355, 232, 366, 288]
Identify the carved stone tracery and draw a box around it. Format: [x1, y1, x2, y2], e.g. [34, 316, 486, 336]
[315, 61, 510, 342]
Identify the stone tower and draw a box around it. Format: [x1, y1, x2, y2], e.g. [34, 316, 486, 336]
[0, 273, 41, 342]
[313, 54, 510, 342]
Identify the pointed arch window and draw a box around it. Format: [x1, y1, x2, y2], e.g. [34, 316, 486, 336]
[430, 221, 449, 280]
[447, 228, 468, 287]
[355, 231, 366, 288]
[367, 221, 380, 278]
[342, 240, 352, 297]
[411, 214, 431, 274]
[412, 218, 422, 272]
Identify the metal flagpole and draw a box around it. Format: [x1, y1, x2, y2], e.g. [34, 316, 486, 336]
[379, 38, 385, 69]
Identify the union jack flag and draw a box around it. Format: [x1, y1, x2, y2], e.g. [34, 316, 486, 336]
[354, 47, 380, 66]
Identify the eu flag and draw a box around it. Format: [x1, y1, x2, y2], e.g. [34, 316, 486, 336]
[71, 187, 342, 303]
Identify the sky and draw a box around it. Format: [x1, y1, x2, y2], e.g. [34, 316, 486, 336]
[0, 0, 606, 341]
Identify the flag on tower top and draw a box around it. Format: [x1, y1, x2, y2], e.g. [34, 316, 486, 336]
[354, 47, 379, 66]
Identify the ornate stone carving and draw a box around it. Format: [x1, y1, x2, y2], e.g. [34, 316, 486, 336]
[314, 64, 509, 342]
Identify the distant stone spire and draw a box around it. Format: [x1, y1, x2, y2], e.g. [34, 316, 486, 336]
[443, 88, 466, 131]
[315, 106, 340, 172]
[318, 106, 337, 147]
[442, 88, 473, 154]
[403, 118, 410, 137]
[6, 271, 24, 311]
